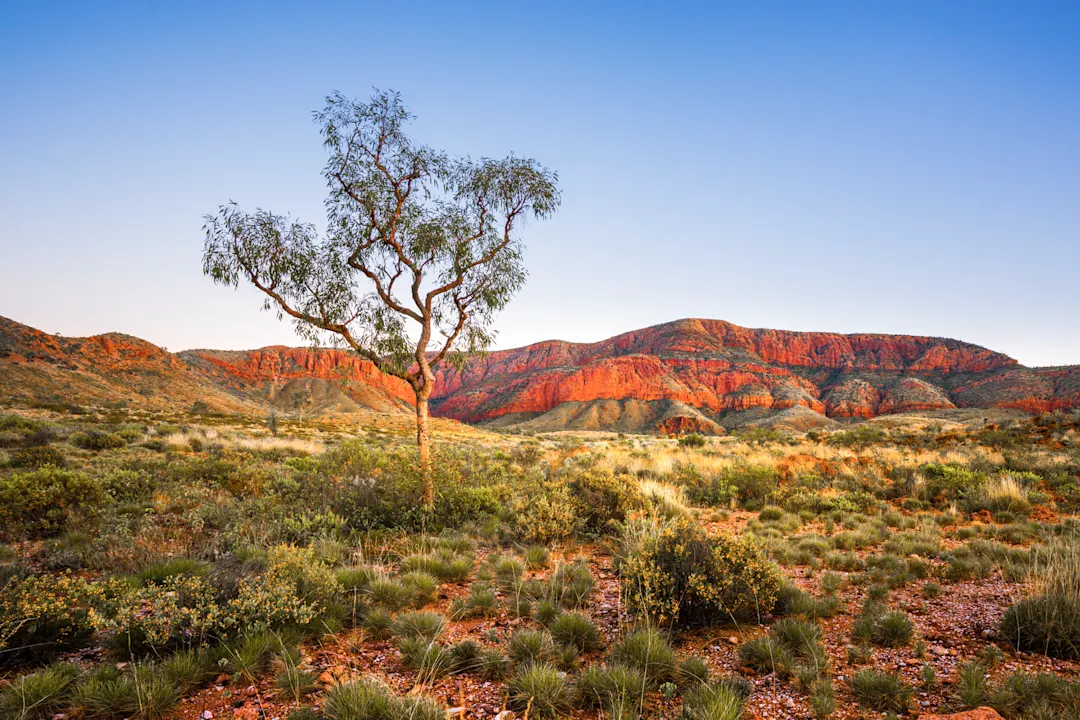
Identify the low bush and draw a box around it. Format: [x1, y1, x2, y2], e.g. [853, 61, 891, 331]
[609, 628, 676, 686]
[508, 663, 572, 719]
[575, 663, 647, 713]
[323, 677, 443, 720]
[0, 573, 119, 665]
[0, 467, 104, 537]
[0, 663, 80, 720]
[851, 669, 911, 713]
[681, 680, 750, 720]
[566, 468, 644, 537]
[507, 628, 555, 667]
[1000, 540, 1080, 659]
[70, 431, 126, 451]
[10, 445, 66, 469]
[620, 517, 782, 627]
[548, 611, 602, 653]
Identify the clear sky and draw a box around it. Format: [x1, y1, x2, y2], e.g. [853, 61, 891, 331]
[2, 1, 1078, 366]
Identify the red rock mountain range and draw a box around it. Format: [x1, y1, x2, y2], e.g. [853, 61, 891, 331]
[2, 316, 1077, 432]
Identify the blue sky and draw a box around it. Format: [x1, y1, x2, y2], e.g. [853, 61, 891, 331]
[1, 1, 1078, 366]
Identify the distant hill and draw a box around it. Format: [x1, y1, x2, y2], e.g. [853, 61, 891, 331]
[1, 315, 1077, 432]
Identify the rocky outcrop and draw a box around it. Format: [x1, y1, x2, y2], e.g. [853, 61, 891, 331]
[180, 347, 413, 413]
[2, 315, 1077, 428]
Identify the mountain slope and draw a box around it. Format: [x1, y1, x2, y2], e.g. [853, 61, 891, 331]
[428, 318, 1077, 430]
[1, 315, 1076, 431]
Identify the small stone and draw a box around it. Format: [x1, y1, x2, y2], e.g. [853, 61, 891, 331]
[784, 698, 796, 709]
[447, 708, 468, 719]
[727, 636, 739, 645]
[202, 713, 215, 720]
[493, 712, 516, 720]
[932, 645, 949, 656]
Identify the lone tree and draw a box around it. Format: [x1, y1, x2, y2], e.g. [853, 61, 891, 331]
[203, 90, 560, 510]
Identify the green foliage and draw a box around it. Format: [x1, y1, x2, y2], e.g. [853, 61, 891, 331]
[989, 671, 1080, 718]
[512, 480, 582, 543]
[508, 663, 572, 719]
[507, 628, 555, 667]
[620, 517, 782, 627]
[72, 663, 181, 720]
[0, 663, 80, 720]
[681, 680, 749, 720]
[827, 425, 887, 448]
[957, 662, 988, 709]
[323, 677, 443, 720]
[678, 433, 707, 448]
[738, 636, 792, 676]
[852, 601, 914, 648]
[677, 656, 711, 687]
[70, 431, 126, 451]
[609, 628, 677, 686]
[0, 467, 104, 537]
[392, 611, 447, 643]
[10, 445, 66, 469]
[575, 664, 647, 716]
[851, 669, 911, 713]
[0, 573, 119, 665]
[548, 611, 602, 653]
[566, 468, 644, 536]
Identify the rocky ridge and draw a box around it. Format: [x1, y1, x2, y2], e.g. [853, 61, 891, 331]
[2, 315, 1077, 432]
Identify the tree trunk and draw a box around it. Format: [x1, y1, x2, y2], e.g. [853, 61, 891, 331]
[416, 386, 434, 512]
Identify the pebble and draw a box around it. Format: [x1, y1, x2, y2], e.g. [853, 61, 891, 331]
[202, 713, 214, 720]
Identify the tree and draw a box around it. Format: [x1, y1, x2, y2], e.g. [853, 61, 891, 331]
[202, 89, 560, 510]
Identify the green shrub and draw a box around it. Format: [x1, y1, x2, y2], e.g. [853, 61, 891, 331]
[1, 663, 80, 720]
[958, 662, 988, 708]
[70, 431, 126, 451]
[507, 628, 554, 667]
[681, 680, 749, 720]
[508, 663, 572, 719]
[323, 677, 443, 720]
[0, 573, 117, 665]
[609, 628, 676, 686]
[852, 601, 914, 648]
[523, 545, 550, 569]
[851, 669, 911, 713]
[574, 664, 647, 714]
[399, 571, 438, 607]
[989, 671, 1080, 718]
[396, 637, 455, 679]
[738, 636, 792, 676]
[678, 433, 707, 448]
[392, 611, 447, 643]
[512, 481, 582, 543]
[10, 445, 66, 469]
[135, 558, 212, 585]
[567, 468, 644, 537]
[449, 584, 498, 620]
[0, 467, 104, 537]
[1000, 540, 1080, 659]
[549, 611, 602, 653]
[677, 656, 711, 687]
[72, 663, 180, 720]
[620, 517, 782, 627]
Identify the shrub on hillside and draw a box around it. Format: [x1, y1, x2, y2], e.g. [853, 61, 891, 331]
[0, 467, 103, 538]
[677, 433, 707, 448]
[566, 468, 644, 537]
[1000, 541, 1080, 660]
[70, 431, 126, 451]
[620, 517, 782, 627]
[512, 481, 582, 544]
[0, 574, 122, 666]
[10, 445, 67, 469]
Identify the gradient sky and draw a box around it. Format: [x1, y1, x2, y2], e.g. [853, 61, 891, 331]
[2, 1, 1078, 366]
